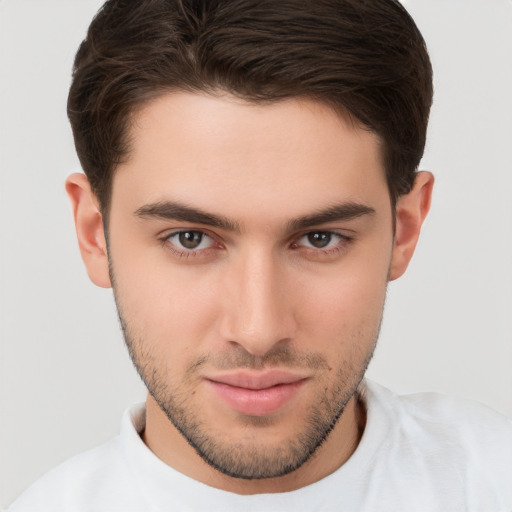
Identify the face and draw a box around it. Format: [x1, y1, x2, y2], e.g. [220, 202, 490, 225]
[106, 92, 394, 480]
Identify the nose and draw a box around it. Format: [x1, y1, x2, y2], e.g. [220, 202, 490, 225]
[220, 248, 297, 357]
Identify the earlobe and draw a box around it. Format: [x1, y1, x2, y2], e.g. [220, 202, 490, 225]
[65, 173, 112, 288]
[389, 171, 434, 281]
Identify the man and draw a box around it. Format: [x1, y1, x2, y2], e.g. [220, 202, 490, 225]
[7, 0, 512, 510]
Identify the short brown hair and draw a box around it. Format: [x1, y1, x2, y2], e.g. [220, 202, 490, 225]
[68, 0, 433, 214]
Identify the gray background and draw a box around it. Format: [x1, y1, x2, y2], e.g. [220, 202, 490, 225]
[1, 0, 511, 508]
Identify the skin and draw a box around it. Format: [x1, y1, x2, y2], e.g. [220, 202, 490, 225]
[66, 92, 433, 494]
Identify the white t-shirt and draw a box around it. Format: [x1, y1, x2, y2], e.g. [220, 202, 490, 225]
[6, 380, 512, 512]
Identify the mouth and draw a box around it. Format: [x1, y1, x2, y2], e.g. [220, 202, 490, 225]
[205, 370, 309, 417]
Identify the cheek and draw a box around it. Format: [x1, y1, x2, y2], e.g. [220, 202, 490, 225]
[294, 251, 390, 355]
[301, 274, 387, 334]
[111, 247, 223, 354]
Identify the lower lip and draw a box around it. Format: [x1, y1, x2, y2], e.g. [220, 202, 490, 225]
[206, 379, 307, 417]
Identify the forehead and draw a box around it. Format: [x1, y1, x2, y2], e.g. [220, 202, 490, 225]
[113, 92, 390, 224]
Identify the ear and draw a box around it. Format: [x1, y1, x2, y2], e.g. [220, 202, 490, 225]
[65, 173, 112, 288]
[389, 171, 434, 281]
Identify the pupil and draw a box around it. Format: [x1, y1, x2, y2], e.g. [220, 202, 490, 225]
[308, 232, 331, 248]
[179, 231, 202, 249]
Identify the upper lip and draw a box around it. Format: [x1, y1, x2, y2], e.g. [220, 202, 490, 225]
[205, 370, 309, 390]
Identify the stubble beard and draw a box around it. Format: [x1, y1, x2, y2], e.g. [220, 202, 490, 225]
[115, 310, 380, 480]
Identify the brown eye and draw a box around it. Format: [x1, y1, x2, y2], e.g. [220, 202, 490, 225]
[163, 230, 218, 258]
[306, 232, 332, 248]
[178, 231, 204, 249]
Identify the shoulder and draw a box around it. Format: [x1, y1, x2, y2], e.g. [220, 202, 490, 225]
[363, 380, 512, 505]
[6, 438, 124, 512]
[384, 382, 512, 442]
[365, 379, 512, 450]
[365, 379, 512, 436]
[6, 405, 147, 512]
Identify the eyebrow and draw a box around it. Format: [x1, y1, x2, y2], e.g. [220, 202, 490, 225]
[134, 201, 241, 232]
[134, 200, 375, 233]
[287, 202, 376, 231]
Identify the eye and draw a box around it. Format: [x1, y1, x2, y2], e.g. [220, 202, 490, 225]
[166, 230, 215, 251]
[297, 231, 344, 250]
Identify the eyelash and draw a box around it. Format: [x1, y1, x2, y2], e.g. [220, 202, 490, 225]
[159, 230, 218, 259]
[159, 230, 354, 260]
[290, 232, 353, 258]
